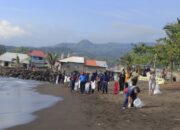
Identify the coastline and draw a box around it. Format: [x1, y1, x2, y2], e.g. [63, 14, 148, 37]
[6, 82, 180, 130]
[6, 83, 102, 130]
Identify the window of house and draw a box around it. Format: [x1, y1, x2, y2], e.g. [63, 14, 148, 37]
[4, 62, 9, 67]
[39, 57, 43, 60]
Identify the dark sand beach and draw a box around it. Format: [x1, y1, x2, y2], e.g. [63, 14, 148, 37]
[7, 82, 180, 130]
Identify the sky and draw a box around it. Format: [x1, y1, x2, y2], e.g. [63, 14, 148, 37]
[0, 0, 179, 47]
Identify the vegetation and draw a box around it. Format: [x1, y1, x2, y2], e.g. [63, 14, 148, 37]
[120, 18, 180, 73]
[0, 45, 6, 55]
[46, 52, 59, 70]
[13, 47, 31, 53]
[11, 55, 21, 67]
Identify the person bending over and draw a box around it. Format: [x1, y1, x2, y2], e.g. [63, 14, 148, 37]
[122, 86, 140, 109]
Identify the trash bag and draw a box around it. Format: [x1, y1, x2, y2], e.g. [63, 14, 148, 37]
[153, 84, 161, 95]
[74, 81, 79, 91]
[56, 75, 59, 84]
[133, 98, 144, 108]
[85, 83, 90, 93]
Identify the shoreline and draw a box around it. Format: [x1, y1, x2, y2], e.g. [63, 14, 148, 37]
[6, 82, 180, 130]
[6, 83, 101, 130]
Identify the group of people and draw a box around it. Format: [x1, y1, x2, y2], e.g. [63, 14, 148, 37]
[55, 67, 161, 110]
[66, 71, 111, 94]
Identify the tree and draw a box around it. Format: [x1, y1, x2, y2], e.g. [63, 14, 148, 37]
[118, 18, 180, 77]
[13, 47, 31, 53]
[46, 53, 59, 70]
[120, 53, 133, 67]
[12, 55, 21, 67]
[131, 43, 154, 65]
[161, 18, 180, 81]
[0, 45, 6, 55]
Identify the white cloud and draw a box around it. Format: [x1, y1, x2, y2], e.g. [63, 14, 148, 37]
[0, 20, 27, 39]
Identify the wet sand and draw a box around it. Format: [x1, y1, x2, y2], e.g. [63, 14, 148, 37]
[7, 82, 180, 130]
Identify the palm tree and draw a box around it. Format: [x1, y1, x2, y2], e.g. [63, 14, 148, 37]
[46, 53, 59, 70]
[12, 55, 21, 67]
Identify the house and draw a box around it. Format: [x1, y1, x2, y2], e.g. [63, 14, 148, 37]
[60, 56, 85, 73]
[85, 59, 108, 72]
[96, 60, 108, 68]
[28, 50, 47, 68]
[0, 52, 30, 68]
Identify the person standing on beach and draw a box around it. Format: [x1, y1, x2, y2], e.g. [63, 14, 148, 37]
[97, 74, 101, 92]
[102, 72, 109, 94]
[125, 69, 130, 88]
[70, 73, 77, 92]
[148, 71, 156, 95]
[119, 69, 125, 94]
[100, 73, 104, 92]
[80, 72, 86, 94]
[131, 69, 139, 86]
[113, 81, 118, 94]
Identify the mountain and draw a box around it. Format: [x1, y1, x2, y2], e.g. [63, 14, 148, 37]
[2, 40, 154, 64]
[51, 40, 134, 61]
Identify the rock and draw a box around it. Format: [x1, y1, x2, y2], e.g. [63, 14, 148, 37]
[0, 67, 61, 82]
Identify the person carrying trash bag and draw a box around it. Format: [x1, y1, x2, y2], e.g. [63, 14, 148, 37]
[122, 86, 140, 109]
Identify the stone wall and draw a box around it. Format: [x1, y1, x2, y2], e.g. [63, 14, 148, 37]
[0, 67, 58, 82]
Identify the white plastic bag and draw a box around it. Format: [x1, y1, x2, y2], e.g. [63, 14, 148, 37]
[64, 76, 67, 83]
[153, 84, 161, 95]
[56, 75, 59, 84]
[74, 81, 79, 91]
[133, 98, 144, 108]
[91, 81, 96, 90]
[85, 83, 90, 93]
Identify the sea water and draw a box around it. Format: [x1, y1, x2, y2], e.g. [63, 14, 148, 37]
[0, 77, 61, 130]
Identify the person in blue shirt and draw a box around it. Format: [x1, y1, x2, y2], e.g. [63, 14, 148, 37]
[102, 72, 109, 94]
[79, 72, 86, 94]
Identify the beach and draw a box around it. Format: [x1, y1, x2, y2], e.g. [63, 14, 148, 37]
[7, 81, 180, 130]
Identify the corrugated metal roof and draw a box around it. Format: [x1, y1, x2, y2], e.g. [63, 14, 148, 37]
[29, 50, 46, 58]
[85, 59, 97, 66]
[0, 52, 30, 64]
[96, 60, 108, 68]
[60, 56, 84, 63]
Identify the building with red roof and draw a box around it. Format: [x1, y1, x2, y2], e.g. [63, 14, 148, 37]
[59, 56, 108, 73]
[29, 50, 47, 68]
[84, 59, 107, 72]
[29, 50, 46, 58]
[85, 59, 97, 67]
